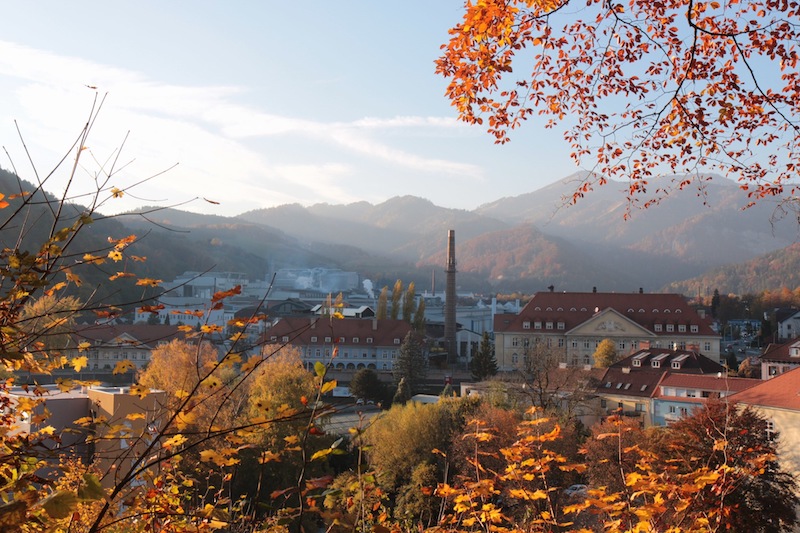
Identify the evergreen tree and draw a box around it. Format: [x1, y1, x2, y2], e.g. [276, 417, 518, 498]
[349, 368, 384, 403]
[390, 279, 403, 320]
[395, 332, 427, 395]
[393, 377, 412, 404]
[376, 286, 388, 320]
[711, 288, 721, 318]
[470, 331, 498, 381]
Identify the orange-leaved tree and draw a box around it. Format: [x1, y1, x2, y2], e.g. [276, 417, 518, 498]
[437, 0, 800, 211]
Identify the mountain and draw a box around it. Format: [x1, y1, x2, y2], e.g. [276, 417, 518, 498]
[4, 163, 800, 297]
[667, 242, 800, 296]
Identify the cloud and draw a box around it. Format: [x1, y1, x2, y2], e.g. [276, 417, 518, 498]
[0, 40, 485, 215]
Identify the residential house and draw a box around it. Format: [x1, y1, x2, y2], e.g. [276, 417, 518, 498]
[652, 373, 759, 426]
[7, 385, 166, 487]
[760, 339, 800, 379]
[70, 324, 184, 371]
[731, 366, 800, 481]
[775, 308, 800, 342]
[595, 348, 726, 427]
[264, 317, 412, 372]
[494, 290, 720, 372]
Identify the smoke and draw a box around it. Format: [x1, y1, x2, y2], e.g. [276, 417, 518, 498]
[362, 279, 374, 299]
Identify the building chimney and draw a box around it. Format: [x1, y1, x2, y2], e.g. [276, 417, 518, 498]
[372, 317, 378, 331]
[445, 230, 457, 364]
[639, 287, 644, 294]
[548, 285, 554, 292]
[640, 340, 650, 350]
[593, 286, 597, 293]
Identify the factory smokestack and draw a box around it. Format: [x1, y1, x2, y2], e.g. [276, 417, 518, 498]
[445, 230, 457, 364]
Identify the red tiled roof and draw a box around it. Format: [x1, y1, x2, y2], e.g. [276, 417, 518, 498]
[494, 291, 715, 336]
[596, 367, 666, 398]
[265, 317, 411, 347]
[731, 366, 800, 411]
[760, 339, 800, 363]
[72, 324, 184, 348]
[615, 348, 724, 374]
[656, 373, 759, 395]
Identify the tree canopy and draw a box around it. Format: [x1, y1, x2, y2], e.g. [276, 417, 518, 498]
[437, 0, 800, 211]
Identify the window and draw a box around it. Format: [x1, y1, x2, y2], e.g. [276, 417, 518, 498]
[353, 337, 359, 343]
[600, 399, 607, 408]
[632, 359, 641, 367]
[654, 324, 663, 332]
[316, 349, 321, 357]
[282, 336, 290, 343]
[512, 353, 519, 364]
[366, 337, 373, 344]
[680, 407, 688, 416]
[512, 337, 520, 347]
[325, 336, 332, 343]
[523, 321, 531, 329]
[583, 355, 590, 365]
[678, 325, 686, 332]
[635, 403, 644, 412]
[572, 340, 578, 348]
[546, 322, 553, 330]
[557, 321, 565, 330]
[769, 366, 778, 376]
[618, 341, 625, 350]
[691, 325, 699, 333]
[546, 338, 553, 347]
[338, 337, 345, 343]
[766, 420, 776, 441]
[558, 338, 565, 347]
[534, 321, 542, 329]
[382, 351, 388, 359]
[652, 361, 661, 368]
[666, 324, 674, 332]
[583, 340, 590, 348]
[393, 338, 401, 345]
[311, 336, 317, 343]
[669, 405, 677, 413]
[704, 342, 712, 351]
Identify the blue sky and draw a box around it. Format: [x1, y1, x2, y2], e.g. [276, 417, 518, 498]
[0, 2, 577, 216]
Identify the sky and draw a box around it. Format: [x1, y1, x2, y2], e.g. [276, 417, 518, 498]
[0, 2, 579, 217]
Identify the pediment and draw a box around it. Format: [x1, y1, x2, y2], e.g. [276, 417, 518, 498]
[567, 308, 654, 337]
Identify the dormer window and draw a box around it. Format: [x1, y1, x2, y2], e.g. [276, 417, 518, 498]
[652, 360, 661, 368]
[691, 325, 699, 333]
[282, 336, 289, 342]
[366, 337, 373, 344]
[394, 338, 401, 345]
[311, 336, 317, 343]
[557, 321, 565, 330]
[666, 324, 674, 332]
[325, 336, 332, 343]
[632, 359, 641, 367]
[654, 324, 663, 332]
[678, 325, 686, 332]
[546, 322, 553, 330]
[523, 321, 531, 329]
[534, 321, 542, 329]
[353, 337, 359, 343]
[671, 361, 681, 369]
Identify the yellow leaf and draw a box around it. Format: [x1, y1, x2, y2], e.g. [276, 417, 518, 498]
[136, 278, 162, 287]
[125, 412, 145, 421]
[110, 187, 124, 198]
[107, 250, 123, 262]
[113, 360, 136, 374]
[163, 434, 187, 449]
[77, 342, 92, 353]
[320, 380, 338, 395]
[55, 378, 74, 392]
[71, 356, 88, 372]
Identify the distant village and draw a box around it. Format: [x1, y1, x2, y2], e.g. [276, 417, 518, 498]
[11, 231, 800, 493]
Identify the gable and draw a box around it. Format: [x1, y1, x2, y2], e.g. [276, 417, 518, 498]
[568, 308, 655, 338]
